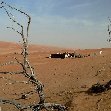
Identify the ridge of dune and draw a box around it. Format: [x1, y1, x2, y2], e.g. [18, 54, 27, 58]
[0, 41, 70, 54]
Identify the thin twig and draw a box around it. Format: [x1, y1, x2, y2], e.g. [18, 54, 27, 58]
[0, 71, 23, 74]
[7, 27, 22, 35]
[0, 61, 17, 67]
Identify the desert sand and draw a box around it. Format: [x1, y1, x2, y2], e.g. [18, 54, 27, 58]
[0, 41, 111, 111]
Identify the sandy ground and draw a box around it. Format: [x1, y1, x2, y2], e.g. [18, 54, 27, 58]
[0, 41, 111, 111]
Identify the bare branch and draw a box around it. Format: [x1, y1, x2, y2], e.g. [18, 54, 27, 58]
[108, 17, 111, 42]
[108, 17, 111, 23]
[1, 1, 31, 38]
[0, 2, 24, 42]
[3, 7, 23, 28]
[3, 1, 31, 38]
[25, 59, 35, 76]
[32, 103, 67, 111]
[14, 57, 33, 78]
[0, 71, 23, 74]
[0, 6, 4, 8]
[0, 99, 22, 109]
[0, 1, 4, 5]
[0, 61, 17, 67]
[0, 98, 32, 110]
[7, 27, 22, 35]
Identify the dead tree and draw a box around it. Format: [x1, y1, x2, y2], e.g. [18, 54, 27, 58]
[108, 17, 111, 42]
[0, 1, 67, 111]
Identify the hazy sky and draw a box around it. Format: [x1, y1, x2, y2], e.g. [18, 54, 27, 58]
[0, 0, 111, 49]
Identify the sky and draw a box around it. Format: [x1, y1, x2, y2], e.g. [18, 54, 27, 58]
[0, 0, 111, 49]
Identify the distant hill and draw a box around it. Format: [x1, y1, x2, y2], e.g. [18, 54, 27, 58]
[0, 41, 69, 54]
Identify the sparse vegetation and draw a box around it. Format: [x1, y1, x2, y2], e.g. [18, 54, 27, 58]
[87, 17, 111, 94]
